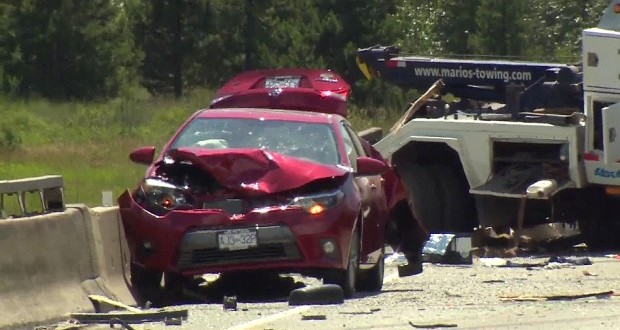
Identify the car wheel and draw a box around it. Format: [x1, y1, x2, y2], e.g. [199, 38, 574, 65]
[355, 245, 384, 292]
[323, 227, 359, 298]
[130, 262, 163, 306]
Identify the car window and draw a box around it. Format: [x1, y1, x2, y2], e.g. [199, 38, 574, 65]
[170, 118, 340, 165]
[344, 124, 367, 158]
[339, 121, 362, 170]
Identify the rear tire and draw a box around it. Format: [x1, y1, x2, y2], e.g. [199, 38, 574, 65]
[323, 227, 359, 298]
[356, 246, 385, 292]
[401, 164, 474, 233]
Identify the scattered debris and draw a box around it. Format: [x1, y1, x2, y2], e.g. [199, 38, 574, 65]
[301, 314, 327, 321]
[223, 296, 238, 311]
[499, 290, 614, 301]
[408, 321, 458, 328]
[69, 308, 188, 325]
[477, 256, 592, 269]
[444, 291, 463, 298]
[548, 256, 591, 265]
[339, 308, 381, 315]
[582, 270, 598, 276]
[482, 280, 506, 284]
[34, 320, 85, 330]
[472, 223, 583, 257]
[88, 295, 142, 313]
[109, 317, 136, 330]
[288, 284, 344, 306]
[385, 252, 408, 266]
[423, 233, 472, 264]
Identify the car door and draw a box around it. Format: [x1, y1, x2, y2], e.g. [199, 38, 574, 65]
[339, 121, 387, 262]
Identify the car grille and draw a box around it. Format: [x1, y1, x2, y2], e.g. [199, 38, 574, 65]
[176, 225, 302, 269]
[191, 243, 287, 265]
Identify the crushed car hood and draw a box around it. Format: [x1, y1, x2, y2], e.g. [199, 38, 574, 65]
[165, 147, 348, 194]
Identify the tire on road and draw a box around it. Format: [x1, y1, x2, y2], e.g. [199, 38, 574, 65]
[130, 262, 163, 306]
[323, 227, 360, 298]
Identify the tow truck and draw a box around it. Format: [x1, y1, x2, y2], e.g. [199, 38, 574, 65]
[356, 0, 620, 249]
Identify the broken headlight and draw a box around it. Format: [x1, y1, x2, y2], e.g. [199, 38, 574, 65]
[290, 189, 344, 215]
[135, 178, 193, 215]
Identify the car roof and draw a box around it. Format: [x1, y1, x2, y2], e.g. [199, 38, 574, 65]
[210, 68, 351, 117]
[213, 68, 349, 99]
[195, 107, 344, 125]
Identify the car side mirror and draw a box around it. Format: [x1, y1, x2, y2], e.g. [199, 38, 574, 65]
[129, 146, 156, 165]
[356, 156, 388, 176]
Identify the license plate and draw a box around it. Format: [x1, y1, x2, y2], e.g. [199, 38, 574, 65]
[217, 229, 258, 251]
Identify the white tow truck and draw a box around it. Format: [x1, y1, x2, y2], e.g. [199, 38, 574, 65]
[355, 1, 620, 249]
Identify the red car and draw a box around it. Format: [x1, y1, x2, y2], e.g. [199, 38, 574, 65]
[119, 108, 391, 303]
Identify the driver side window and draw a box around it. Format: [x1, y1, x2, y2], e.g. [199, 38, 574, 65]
[339, 122, 363, 170]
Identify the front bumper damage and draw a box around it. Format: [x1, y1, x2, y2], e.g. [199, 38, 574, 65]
[118, 190, 357, 277]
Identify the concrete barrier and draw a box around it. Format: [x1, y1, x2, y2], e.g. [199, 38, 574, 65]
[87, 206, 135, 306]
[0, 205, 137, 330]
[0, 208, 98, 329]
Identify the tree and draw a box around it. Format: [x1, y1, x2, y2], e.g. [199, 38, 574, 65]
[1, 0, 140, 99]
[468, 0, 527, 56]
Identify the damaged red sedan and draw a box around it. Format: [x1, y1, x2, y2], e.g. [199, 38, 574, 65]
[119, 107, 390, 301]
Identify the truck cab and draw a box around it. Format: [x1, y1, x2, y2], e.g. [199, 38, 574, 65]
[582, 3, 620, 187]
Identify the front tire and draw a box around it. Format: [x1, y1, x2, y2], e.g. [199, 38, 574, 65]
[130, 262, 163, 306]
[323, 227, 360, 298]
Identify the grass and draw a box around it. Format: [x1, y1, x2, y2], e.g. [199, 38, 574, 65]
[0, 90, 404, 213]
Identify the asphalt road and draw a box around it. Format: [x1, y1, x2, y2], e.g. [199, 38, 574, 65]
[76, 252, 620, 330]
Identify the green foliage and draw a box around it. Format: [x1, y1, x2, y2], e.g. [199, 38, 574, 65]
[0, 126, 21, 150]
[1, 0, 141, 99]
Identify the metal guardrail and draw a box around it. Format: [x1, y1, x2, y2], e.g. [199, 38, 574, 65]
[0, 175, 65, 218]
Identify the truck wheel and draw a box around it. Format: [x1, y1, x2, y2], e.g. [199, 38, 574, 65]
[355, 246, 384, 292]
[400, 164, 443, 232]
[130, 262, 163, 306]
[401, 164, 474, 232]
[428, 165, 475, 232]
[324, 227, 359, 298]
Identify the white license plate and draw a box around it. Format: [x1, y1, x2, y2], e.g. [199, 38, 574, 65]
[217, 229, 258, 251]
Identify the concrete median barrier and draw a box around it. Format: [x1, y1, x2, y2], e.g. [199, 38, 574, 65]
[0, 205, 137, 330]
[87, 206, 135, 306]
[0, 208, 98, 329]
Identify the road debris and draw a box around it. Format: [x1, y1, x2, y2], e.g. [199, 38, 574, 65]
[385, 252, 408, 266]
[301, 314, 327, 321]
[444, 291, 463, 298]
[69, 308, 188, 325]
[423, 233, 472, 265]
[499, 290, 614, 301]
[223, 296, 238, 311]
[288, 284, 344, 306]
[408, 321, 457, 328]
[477, 256, 592, 269]
[482, 280, 506, 284]
[582, 270, 598, 276]
[88, 295, 142, 313]
[339, 308, 381, 315]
